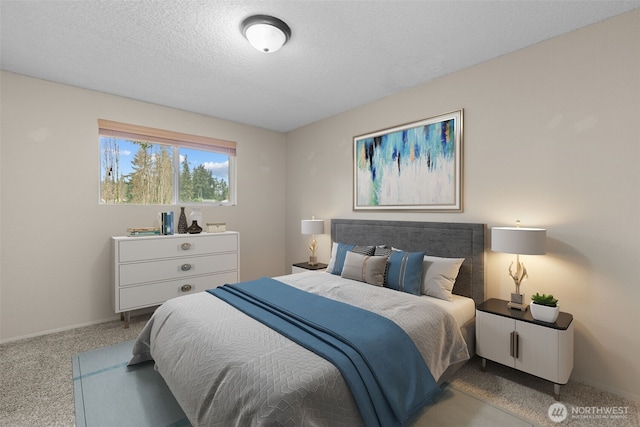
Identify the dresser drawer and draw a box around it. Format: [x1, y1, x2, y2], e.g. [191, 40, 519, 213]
[118, 233, 238, 262]
[119, 253, 238, 286]
[118, 271, 238, 311]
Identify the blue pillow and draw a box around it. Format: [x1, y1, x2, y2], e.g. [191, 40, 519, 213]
[328, 243, 355, 275]
[385, 250, 426, 295]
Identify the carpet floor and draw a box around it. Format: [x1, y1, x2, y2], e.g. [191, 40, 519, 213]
[1, 313, 638, 426]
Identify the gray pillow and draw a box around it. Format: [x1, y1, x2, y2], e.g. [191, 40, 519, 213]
[374, 245, 393, 256]
[352, 245, 375, 256]
[340, 251, 388, 287]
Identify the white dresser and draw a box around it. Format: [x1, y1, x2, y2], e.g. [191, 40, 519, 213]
[112, 231, 239, 327]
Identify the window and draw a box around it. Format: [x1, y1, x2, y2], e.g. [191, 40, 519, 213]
[99, 120, 236, 205]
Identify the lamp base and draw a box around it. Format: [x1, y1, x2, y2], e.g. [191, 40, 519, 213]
[508, 292, 528, 311]
[309, 256, 318, 266]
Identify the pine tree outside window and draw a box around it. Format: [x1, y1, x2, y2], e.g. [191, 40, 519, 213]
[99, 120, 236, 205]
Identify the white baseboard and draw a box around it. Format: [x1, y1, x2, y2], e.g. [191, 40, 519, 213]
[0, 315, 119, 344]
[0, 307, 155, 344]
[571, 374, 640, 404]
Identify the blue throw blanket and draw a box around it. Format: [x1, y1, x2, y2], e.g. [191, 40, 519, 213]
[208, 278, 440, 427]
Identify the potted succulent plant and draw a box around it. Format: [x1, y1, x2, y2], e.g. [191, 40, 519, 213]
[530, 293, 560, 323]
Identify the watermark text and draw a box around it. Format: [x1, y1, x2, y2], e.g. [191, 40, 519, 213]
[548, 403, 631, 423]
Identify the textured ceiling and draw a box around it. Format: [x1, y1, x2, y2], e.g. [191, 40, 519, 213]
[1, 1, 639, 132]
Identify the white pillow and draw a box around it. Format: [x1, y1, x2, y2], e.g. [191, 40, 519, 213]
[326, 242, 339, 273]
[421, 256, 465, 301]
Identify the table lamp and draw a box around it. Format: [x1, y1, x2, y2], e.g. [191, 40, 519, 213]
[491, 220, 546, 310]
[301, 217, 324, 266]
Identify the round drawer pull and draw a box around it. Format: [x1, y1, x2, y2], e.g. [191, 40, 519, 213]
[181, 284, 192, 292]
[181, 263, 192, 271]
[181, 243, 192, 250]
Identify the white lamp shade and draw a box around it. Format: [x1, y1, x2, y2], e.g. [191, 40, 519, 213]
[301, 219, 324, 235]
[491, 227, 546, 255]
[245, 23, 287, 53]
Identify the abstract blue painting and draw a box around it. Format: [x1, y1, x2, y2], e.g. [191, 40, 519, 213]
[354, 110, 462, 211]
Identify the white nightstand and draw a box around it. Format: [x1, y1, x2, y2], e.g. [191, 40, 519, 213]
[292, 262, 328, 274]
[476, 298, 574, 400]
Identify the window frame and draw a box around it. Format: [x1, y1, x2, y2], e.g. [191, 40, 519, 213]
[98, 119, 237, 206]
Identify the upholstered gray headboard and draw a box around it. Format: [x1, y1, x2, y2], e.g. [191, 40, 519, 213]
[331, 219, 486, 305]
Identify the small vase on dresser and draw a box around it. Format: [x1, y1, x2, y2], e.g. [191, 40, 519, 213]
[177, 207, 188, 234]
[187, 221, 203, 234]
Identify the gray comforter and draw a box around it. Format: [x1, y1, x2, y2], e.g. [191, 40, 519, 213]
[129, 271, 469, 426]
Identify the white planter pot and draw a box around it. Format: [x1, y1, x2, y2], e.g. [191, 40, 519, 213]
[530, 302, 560, 323]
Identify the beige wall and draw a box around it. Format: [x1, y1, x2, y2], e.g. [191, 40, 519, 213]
[286, 11, 639, 401]
[0, 71, 288, 340]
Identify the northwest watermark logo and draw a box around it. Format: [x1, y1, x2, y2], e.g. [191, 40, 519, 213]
[548, 403, 568, 422]
[548, 403, 630, 423]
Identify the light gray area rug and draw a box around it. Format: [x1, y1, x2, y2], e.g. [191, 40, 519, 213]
[71, 339, 534, 427]
[72, 340, 189, 427]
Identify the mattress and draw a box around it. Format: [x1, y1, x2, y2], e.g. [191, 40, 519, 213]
[423, 293, 476, 329]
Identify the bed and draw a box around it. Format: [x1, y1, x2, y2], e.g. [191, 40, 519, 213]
[129, 219, 485, 426]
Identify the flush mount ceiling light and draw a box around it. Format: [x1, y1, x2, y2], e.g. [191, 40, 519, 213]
[241, 15, 291, 53]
